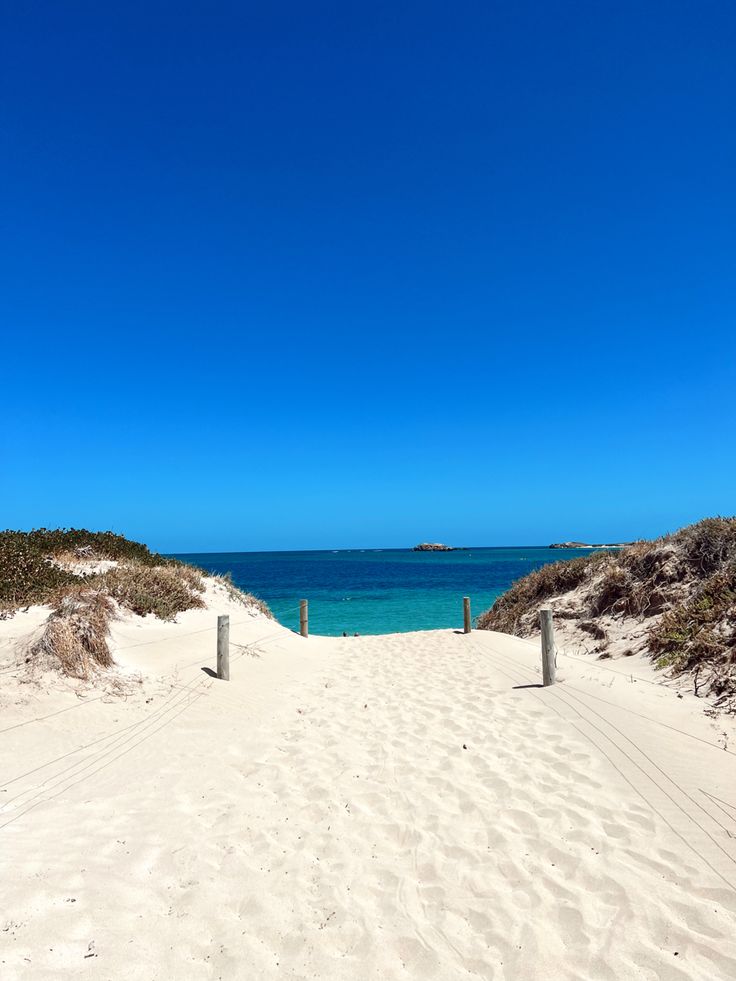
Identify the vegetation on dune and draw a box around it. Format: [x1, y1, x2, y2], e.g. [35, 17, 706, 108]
[1, 528, 272, 680]
[4, 528, 169, 565]
[33, 589, 116, 680]
[101, 564, 206, 620]
[477, 517, 736, 711]
[0, 533, 79, 608]
[649, 565, 736, 673]
[0, 528, 175, 610]
[475, 551, 610, 636]
[212, 571, 274, 620]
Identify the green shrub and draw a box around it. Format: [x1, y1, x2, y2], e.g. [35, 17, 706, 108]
[0, 533, 77, 609]
[20, 528, 170, 564]
[0, 528, 186, 612]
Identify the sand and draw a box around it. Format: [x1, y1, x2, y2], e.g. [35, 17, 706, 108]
[2, 589, 736, 979]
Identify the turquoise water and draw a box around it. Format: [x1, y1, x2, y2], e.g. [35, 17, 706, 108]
[171, 546, 601, 636]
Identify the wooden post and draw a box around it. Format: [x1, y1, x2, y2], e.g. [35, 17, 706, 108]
[463, 596, 471, 634]
[540, 608, 556, 686]
[300, 599, 308, 638]
[217, 614, 230, 680]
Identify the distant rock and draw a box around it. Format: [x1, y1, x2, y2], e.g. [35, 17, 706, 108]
[549, 541, 633, 549]
[413, 542, 465, 552]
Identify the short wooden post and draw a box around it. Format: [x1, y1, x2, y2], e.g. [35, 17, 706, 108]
[540, 608, 556, 686]
[299, 599, 308, 638]
[217, 614, 230, 680]
[463, 596, 471, 634]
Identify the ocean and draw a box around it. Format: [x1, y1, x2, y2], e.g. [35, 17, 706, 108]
[170, 546, 599, 637]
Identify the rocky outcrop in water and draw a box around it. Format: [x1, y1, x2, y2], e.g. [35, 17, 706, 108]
[413, 543, 463, 552]
[549, 541, 633, 549]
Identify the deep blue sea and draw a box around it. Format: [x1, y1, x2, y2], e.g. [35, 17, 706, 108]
[171, 546, 600, 637]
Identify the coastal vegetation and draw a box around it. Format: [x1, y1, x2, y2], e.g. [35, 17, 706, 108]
[478, 518, 736, 711]
[0, 528, 271, 679]
[0, 529, 177, 609]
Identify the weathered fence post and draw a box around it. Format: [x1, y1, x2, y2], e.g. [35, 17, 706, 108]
[463, 596, 471, 634]
[217, 614, 230, 680]
[300, 599, 308, 638]
[540, 608, 556, 686]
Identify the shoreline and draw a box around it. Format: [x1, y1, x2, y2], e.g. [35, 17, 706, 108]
[172, 545, 611, 638]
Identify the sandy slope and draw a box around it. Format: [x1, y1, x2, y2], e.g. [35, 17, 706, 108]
[1, 598, 736, 980]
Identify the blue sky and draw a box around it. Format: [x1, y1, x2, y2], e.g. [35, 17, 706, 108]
[2, 2, 734, 552]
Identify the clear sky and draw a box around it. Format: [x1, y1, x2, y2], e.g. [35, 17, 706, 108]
[2, 2, 734, 552]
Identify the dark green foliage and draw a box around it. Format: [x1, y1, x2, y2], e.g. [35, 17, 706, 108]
[0, 533, 78, 608]
[0, 528, 179, 612]
[6, 528, 170, 564]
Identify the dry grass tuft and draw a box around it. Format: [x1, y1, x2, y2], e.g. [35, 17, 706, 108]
[649, 564, 736, 669]
[211, 572, 273, 619]
[588, 565, 633, 616]
[676, 517, 736, 575]
[579, 620, 607, 641]
[33, 590, 115, 679]
[101, 564, 205, 620]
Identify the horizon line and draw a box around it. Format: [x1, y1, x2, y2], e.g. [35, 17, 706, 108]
[166, 543, 626, 556]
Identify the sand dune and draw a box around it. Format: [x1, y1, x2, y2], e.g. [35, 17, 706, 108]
[2, 600, 736, 979]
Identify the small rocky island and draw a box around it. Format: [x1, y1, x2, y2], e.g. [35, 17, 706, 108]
[413, 542, 465, 552]
[549, 541, 634, 549]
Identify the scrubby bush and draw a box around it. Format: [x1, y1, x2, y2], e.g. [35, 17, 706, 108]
[579, 620, 607, 640]
[477, 516, 736, 709]
[33, 590, 115, 679]
[619, 540, 674, 582]
[0, 527, 179, 612]
[101, 564, 205, 620]
[649, 564, 736, 672]
[476, 551, 609, 635]
[588, 565, 633, 616]
[2, 528, 275, 678]
[676, 518, 736, 575]
[19, 528, 170, 565]
[0, 533, 77, 609]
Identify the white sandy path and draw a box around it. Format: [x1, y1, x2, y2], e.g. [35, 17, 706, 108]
[1, 606, 736, 980]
